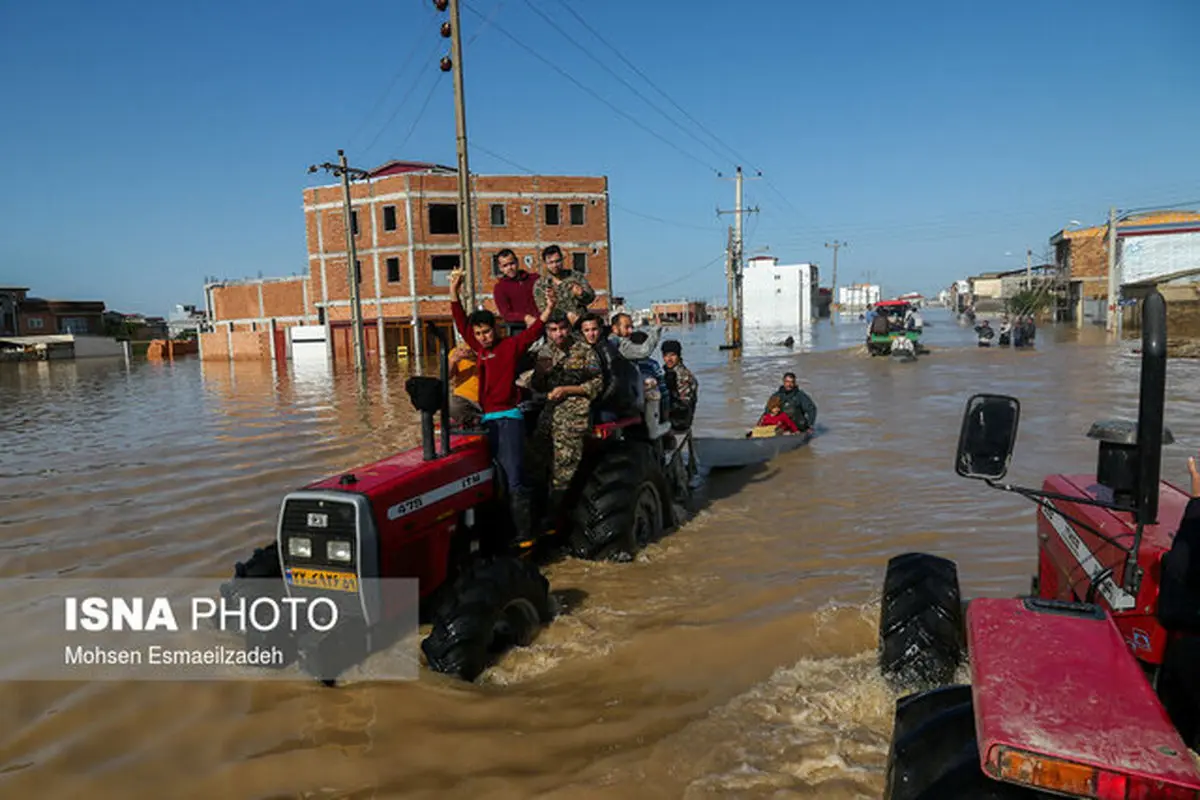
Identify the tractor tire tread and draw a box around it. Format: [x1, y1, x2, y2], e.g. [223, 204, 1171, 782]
[421, 556, 552, 682]
[879, 552, 965, 691]
[568, 444, 660, 561]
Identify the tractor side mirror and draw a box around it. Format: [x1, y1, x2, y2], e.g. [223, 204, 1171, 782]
[956, 394, 1021, 480]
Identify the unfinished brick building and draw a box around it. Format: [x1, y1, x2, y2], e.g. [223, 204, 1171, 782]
[202, 161, 612, 363]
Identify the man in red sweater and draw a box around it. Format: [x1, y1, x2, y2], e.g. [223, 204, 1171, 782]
[449, 270, 555, 545]
[492, 248, 539, 333]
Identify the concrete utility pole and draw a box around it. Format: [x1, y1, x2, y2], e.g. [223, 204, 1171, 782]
[436, 0, 477, 309]
[309, 151, 370, 374]
[723, 226, 735, 346]
[825, 240, 847, 323]
[1106, 206, 1118, 334]
[1025, 248, 1032, 290]
[717, 166, 759, 348]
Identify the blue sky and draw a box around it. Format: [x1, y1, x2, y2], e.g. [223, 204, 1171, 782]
[1, 0, 1197, 315]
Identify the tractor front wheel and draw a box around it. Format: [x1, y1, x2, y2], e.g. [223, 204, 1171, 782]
[886, 685, 1054, 799]
[421, 556, 554, 682]
[879, 552, 965, 692]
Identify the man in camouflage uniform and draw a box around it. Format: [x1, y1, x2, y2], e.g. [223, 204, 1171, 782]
[529, 310, 603, 519]
[661, 339, 698, 430]
[533, 244, 596, 326]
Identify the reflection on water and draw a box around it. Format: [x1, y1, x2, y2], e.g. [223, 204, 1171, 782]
[2, 309, 1200, 798]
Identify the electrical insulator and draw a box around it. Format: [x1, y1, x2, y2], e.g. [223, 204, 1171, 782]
[439, 56, 453, 72]
[433, 0, 448, 10]
[440, 22, 451, 37]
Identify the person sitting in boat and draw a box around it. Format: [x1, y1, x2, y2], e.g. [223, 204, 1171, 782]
[975, 320, 995, 347]
[661, 340, 698, 431]
[758, 394, 800, 435]
[765, 371, 817, 432]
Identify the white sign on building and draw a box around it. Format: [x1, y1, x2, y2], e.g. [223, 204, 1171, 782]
[743, 256, 817, 333]
[1120, 230, 1200, 285]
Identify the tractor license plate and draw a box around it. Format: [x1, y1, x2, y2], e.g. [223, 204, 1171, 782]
[285, 567, 359, 593]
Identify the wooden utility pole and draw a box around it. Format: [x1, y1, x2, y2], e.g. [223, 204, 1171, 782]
[309, 151, 370, 373]
[1106, 206, 1118, 334]
[437, 0, 477, 309]
[825, 240, 847, 323]
[717, 166, 759, 348]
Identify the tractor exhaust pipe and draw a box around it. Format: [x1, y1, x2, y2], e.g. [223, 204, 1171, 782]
[1135, 288, 1167, 526]
[428, 323, 452, 457]
[405, 325, 455, 462]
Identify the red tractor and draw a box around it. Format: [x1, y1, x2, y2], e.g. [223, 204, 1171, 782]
[220, 324, 694, 684]
[877, 287, 1200, 798]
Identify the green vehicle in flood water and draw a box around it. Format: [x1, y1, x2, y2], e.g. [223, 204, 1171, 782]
[867, 299, 925, 360]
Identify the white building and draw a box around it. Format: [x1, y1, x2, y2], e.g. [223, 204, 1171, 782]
[837, 283, 881, 311]
[743, 256, 817, 333]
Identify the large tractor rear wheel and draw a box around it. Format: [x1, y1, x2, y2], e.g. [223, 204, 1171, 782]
[421, 556, 554, 682]
[568, 444, 665, 562]
[879, 552, 965, 692]
[886, 685, 1054, 799]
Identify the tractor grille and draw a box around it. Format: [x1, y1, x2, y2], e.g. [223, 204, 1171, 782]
[280, 497, 358, 569]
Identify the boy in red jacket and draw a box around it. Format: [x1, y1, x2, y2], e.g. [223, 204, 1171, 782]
[758, 394, 800, 434]
[449, 270, 555, 544]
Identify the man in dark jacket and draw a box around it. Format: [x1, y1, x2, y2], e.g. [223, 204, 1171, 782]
[765, 372, 817, 432]
[579, 313, 638, 421]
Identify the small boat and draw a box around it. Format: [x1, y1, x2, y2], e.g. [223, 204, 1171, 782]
[693, 427, 814, 470]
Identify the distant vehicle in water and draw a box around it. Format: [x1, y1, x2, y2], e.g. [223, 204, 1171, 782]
[866, 299, 926, 360]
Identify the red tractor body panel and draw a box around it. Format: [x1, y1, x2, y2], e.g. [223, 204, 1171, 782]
[304, 434, 494, 599]
[1035, 474, 1190, 665]
[968, 597, 1200, 792]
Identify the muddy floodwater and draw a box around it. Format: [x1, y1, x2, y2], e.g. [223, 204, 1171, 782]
[4, 309, 1200, 799]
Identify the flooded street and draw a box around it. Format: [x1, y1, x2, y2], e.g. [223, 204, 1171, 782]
[4, 308, 1200, 799]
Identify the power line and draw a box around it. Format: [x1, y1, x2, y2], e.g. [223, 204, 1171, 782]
[556, 0, 805, 220]
[460, 0, 719, 173]
[360, 39, 447, 157]
[472, 142, 722, 231]
[555, 0, 750, 168]
[393, 72, 447, 155]
[347, 26, 432, 152]
[624, 253, 724, 296]
[522, 0, 730, 167]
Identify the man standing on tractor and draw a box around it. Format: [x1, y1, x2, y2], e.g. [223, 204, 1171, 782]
[529, 310, 604, 526]
[534, 245, 595, 327]
[661, 340, 698, 430]
[492, 248, 538, 335]
[764, 371, 817, 433]
[449, 270, 556, 546]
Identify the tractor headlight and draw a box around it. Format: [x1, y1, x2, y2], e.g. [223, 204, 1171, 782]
[288, 536, 312, 559]
[327, 540, 352, 563]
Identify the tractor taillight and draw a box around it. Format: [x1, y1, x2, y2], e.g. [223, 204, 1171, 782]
[995, 748, 1200, 800]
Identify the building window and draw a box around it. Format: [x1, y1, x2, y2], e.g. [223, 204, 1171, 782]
[544, 203, 560, 225]
[386, 257, 401, 283]
[351, 210, 359, 236]
[569, 203, 585, 225]
[490, 204, 506, 226]
[428, 204, 458, 235]
[383, 205, 397, 232]
[491, 253, 502, 277]
[61, 317, 90, 334]
[431, 254, 460, 287]
[572, 252, 587, 274]
[354, 260, 361, 285]
[28, 317, 44, 330]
